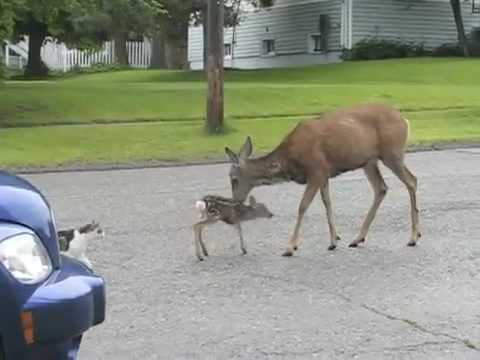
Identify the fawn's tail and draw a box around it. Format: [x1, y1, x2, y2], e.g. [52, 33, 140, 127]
[195, 200, 207, 219]
[195, 200, 206, 212]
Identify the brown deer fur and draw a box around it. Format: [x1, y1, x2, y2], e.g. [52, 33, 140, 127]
[225, 103, 421, 256]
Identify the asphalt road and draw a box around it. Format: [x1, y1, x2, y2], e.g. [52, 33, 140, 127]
[25, 148, 480, 360]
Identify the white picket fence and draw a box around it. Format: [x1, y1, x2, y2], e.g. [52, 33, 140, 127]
[4, 38, 151, 72]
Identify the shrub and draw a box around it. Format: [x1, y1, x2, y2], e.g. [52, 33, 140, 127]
[432, 40, 480, 57]
[431, 42, 463, 57]
[68, 63, 131, 74]
[342, 38, 427, 61]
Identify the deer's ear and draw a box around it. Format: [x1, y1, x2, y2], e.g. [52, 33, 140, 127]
[225, 147, 239, 164]
[248, 195, 257, 206]
[239, 136, 253, 160]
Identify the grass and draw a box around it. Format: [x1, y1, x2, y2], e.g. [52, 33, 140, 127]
[2, 111, 480, 168]
[1, 57, 480, 168]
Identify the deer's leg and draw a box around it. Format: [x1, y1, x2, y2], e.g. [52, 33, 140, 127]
[320, 181, 340, 251]
[383, 157, 421, 246]
[350, 161, 388, 248]
[234, 222, 247, 255]
[283, 180, 320, 257]
[193, 219, 216, 261]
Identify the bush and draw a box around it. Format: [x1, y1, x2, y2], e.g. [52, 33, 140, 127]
[342, 38, 427, 61]
[431, 42, 463, 57]
[432, 41, 480, 57]
[67, 63, 131, 75]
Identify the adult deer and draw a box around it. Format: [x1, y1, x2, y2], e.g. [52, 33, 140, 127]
[225, 103, 421, 256]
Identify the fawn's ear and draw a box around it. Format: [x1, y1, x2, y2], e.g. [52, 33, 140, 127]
[239, 136, 253, 160]
[225, 147, 239, 164]
[248, 195, 257, 206]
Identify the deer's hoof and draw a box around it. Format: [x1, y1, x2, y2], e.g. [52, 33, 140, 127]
[328, 244, 337, 251]
[241, 249, 247, 255]
[407, 240, 417, 247]
[293, 246, 298, 251]
[336, 235, 341, 241]
[197, 257, 204, 262]
[282, 250, 294, 257]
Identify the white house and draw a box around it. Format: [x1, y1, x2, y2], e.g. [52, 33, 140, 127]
[188, 0, 480, 70]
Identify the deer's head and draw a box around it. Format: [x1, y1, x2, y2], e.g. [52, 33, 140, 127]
[225, 136, 255, 202]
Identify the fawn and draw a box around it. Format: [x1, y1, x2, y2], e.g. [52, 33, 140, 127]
[193, 195, 273, 261]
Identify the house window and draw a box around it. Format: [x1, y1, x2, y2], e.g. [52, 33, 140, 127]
[262, 39, 275, 56]
[224, 43, 232, 58]
[308, 34, 324, 53]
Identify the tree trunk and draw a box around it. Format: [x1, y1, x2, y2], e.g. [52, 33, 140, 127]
[150, 32, 166, 69]
[24, 21, 48, 77]
[206, 0, 224, 133]
[450, 0, 470, 57]
[164, 37, 188, 69]
[114, 32, 129, 65]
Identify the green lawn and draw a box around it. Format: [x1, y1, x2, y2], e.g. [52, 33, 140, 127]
[1, 58, 480, 168]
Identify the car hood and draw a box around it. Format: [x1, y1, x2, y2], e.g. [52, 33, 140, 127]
[0, 171, 60, 268]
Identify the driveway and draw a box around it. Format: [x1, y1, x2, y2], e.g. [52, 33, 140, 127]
[25, 148, 480, 359]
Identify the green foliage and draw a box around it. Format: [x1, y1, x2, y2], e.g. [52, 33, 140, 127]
[0, 0, 20, 40]
[343, 38, 427, 61]
[67, 62, 130, 74]
[432, 29, 480, 58]
[100, 0, 166, 37]
[13, 0, 100, 40]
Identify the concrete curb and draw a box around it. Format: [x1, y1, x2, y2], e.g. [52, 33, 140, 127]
[5, 142, 480, 175]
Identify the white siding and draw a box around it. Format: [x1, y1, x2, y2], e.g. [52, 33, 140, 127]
[352, 0, 480, 49]
[188, 0, 480, 70]
[189, 0, 342, 69]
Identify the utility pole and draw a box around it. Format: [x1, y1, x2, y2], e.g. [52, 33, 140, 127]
[206, 0, 224, 133]
[450, 0, 470, 57]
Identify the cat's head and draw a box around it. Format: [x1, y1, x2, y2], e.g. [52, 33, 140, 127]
[78, 220, 104, 237]
[58, 220, 104, 251]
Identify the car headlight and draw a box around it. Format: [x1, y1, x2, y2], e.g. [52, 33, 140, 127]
[0, 233, 53, 284]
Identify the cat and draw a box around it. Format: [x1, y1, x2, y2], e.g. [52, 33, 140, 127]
[57, 220, 104, 269]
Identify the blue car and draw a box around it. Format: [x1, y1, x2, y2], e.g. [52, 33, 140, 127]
[0, 171, 106, 360]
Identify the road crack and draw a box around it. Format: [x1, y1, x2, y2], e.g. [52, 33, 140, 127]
[246, 271, 479, 353]
[350, 340, 460, 357]
[257, 348, 324, 357]
[359, 304, 478, 351]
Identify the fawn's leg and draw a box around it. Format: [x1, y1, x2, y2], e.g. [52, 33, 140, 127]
[234, 222, 247, 255]
[193, 219, 216, 261]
